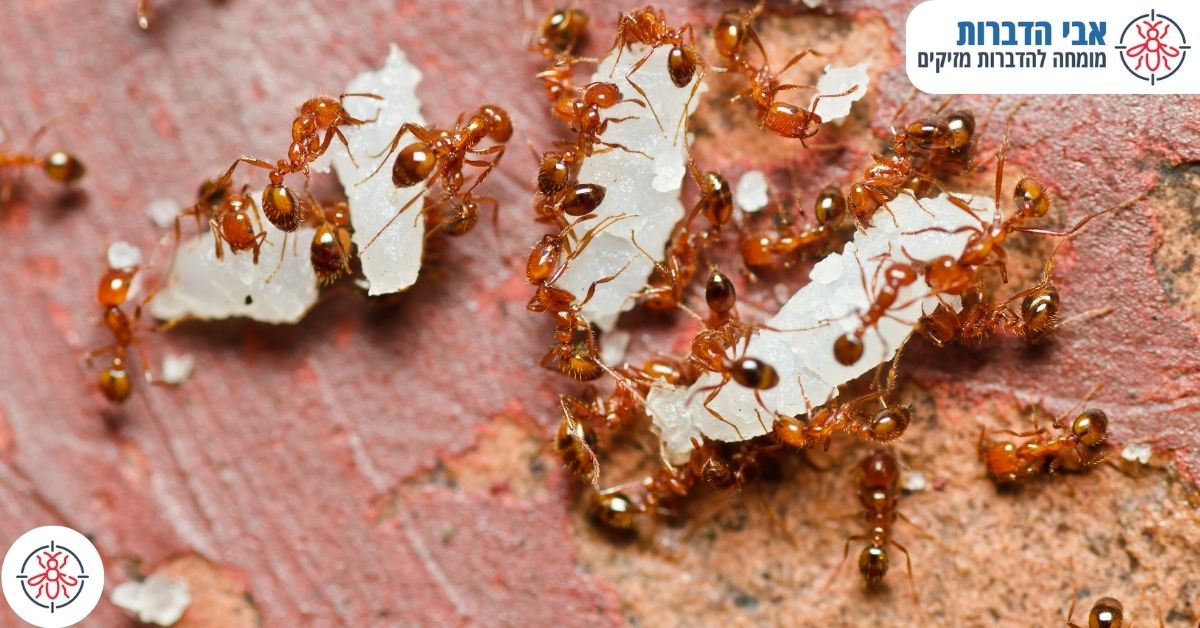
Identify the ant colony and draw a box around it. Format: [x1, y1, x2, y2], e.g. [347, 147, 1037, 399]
[60, 1, 1176, 619]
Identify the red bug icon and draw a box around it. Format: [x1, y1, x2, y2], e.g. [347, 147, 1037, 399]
[25, 551, 79, 602]
[1125, 19, 1182, 72]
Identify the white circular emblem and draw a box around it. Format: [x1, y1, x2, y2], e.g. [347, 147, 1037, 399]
[2, 526, 104, 627]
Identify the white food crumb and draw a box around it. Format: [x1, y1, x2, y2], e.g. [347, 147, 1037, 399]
[772, 283, 791, 305]
[553, 43, 707, 333]
[107, 241, 143, 270]
[147, 198, 181, 229]
[161, 353, 195, 385]
[601, 329, 632, 366]
[901, 470, 927, 492]
[736, 170, 770, 213]
[811, 63, 870, 124]
[111, 576, 191, 626]
[327, 43, 427, 296]
[149, 197, 319, 325]
[1121, 442, 1153, 464]
[646, 192, 991, 460]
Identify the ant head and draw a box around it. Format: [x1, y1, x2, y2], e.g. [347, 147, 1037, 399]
[1087, 597, 1124, 628]
[43, 151, 86, 185]
[884, 262, 918, 287]
[731, 357, 779, 390]
[583, 82, 621, 108]
[858, 546, 889, 585]
[667, 45, 698, 88]
[1071, 409, 1109, 447]
[97, 267, 136, 307]
[870, 406, 911, 443]
[704, 267, 736, 316]
[1013, 177, 1052, 218]
[300, 97, 343, 127]
[860, 450, 900, 486]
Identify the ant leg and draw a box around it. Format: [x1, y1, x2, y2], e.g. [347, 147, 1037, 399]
[623, 50, 665, 133]
[360, 180, 435, 252]
[1017, 192, 1145, 240]
[577, 259, 632, 308]
[673, 60, 705, 145]
[700, 382, 746, 440]
[889, 538, 920, 605]
[778, 49, 821, 76]
[136, 0, 151, 28]
[593, 140, 653, 160]
[207, 217, 226, 261]
[808, 84, 861, 113]
[823, 535, 868, 592]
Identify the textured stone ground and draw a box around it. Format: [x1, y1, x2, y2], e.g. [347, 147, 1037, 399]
[0, 0, 1196, 625]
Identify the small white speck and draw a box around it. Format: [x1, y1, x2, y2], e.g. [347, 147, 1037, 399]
[811, 63, 870, 124]
[735, 170, 770, 213]
[772, 283, 791, 305]
[1121, 442, 1153, 464]
[161, 353, 195, 385]
[901, 470, 927, 492]
[107, 241, 143, 270]
[147, 198, 181, 229]
[111, 576, 191, 626]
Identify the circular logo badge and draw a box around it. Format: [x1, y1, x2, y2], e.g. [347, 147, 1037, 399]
[1116, 9, 1191, 85]
[2, 527, 104, 628]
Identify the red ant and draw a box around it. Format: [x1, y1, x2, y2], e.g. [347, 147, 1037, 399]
[88, 251, 160, 403]
[833, 251, 921, 366]
[532, 8, 595, 118]
[741, 185, 847, 271]
[1065, 596, 1145, 628]
[308, 197, 355, 284]
[0, 123, 86, 203]
[829, 449, 917, 598]
[226, 93, 381, 237]
[711, 4, 856, 145]
[979, 388, 1111, 484]
[609, 6, 706, 134]
[916, 259, 1064, 348]
[173, 164, 268, 264]
[361, 103, 512, 250]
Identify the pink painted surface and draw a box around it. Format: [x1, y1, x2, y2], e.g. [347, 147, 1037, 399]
[0, 0, 1195, 624]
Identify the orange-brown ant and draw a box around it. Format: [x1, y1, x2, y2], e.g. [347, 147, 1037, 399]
[173, 163, 268, 264]
[1065, 596, 1142, 628]
[0, 123, 86, 203]
[979, 387, 1111, 484]
[88, 252, 161, 403]
[833, 252, 921, 366]
[308, 197, 355, 284]
[609, 6, 706, 135]
[710, 4, 856, 145]
[556, 394, 602, 487]
[226, 93, 382, 235]
[362, 103, 512, 250]
[741, 184, 847, 271]
[827, 449, 917, 598]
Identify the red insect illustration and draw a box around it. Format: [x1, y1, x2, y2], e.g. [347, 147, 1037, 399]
[25, 551, 79, 601]
[1126, 20, 1181, 72]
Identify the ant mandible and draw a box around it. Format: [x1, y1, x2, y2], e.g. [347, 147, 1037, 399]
[0, 123, 86, 203]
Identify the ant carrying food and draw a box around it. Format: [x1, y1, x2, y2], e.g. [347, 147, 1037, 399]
[0, 123, 86, 203]
[220, 93, 381, 241]
[710, 3, 856, 145]
[979, 387, 1112, 484]
[362, 103, 512, 250]
[610, 6, 706, 135]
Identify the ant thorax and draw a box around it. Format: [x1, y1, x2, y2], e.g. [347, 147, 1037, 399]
[646, 192, 993, 461]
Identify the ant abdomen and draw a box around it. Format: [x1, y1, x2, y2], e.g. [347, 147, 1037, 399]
[391, 142, 437, 188]
[42, 151, 86, 184]
[262, 183, 306, 231]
